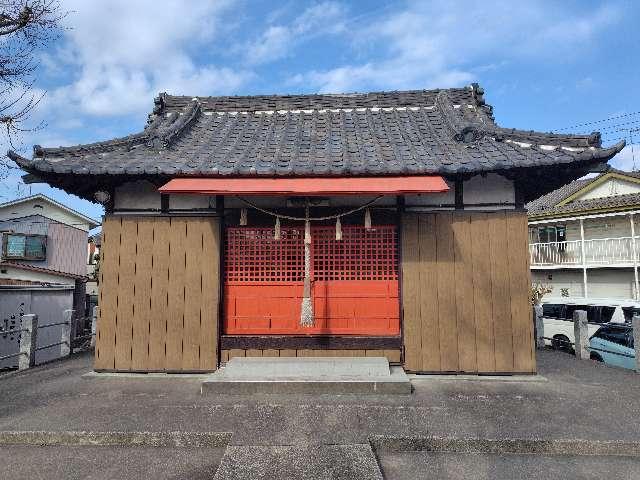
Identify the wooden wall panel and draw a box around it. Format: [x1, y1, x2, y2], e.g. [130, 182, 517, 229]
[418, 215, 440, 371]
[452, 215, 476, 372]
[94, 215, 220, 372]
[400, 214, 421, 371]
[114, 219, 136, 371]
[131, 219, 153, 370]
[148, 219, 170, 370]
[470, 213, 494, 372]
[200, 218, 220, 371]
[182, 221, 203, 370]
[489, 214, 514, 372]
[166, 218, 186, 370]
[436, 213, 458, 372]
[94, 217, 120, 370]
[401, 211, 535, 374]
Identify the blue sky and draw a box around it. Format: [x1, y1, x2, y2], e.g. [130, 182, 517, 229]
[2, 0, 639, 224]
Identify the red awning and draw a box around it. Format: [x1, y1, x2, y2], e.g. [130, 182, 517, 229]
[158, 176, 449, 196]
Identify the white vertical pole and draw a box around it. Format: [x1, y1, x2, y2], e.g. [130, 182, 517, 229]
[630, 214, 639, 300]
[580, 219, 588, 299]
[61, 309, 73, 358]
[18, 314, 38, 370]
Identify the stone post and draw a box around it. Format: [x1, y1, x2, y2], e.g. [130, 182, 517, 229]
[91, 306, 99, 349]
[534, 305, 545, 349]
[573, 309, 589, 360]
[633, 315, 640, 373]
[18, 314, 38, 370]
[61, 309, 74, 358]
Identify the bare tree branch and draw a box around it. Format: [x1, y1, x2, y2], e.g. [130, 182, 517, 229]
[0, 1, 66, 199]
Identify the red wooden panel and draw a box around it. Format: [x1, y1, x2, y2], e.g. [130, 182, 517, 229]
[223, 225, 399, 335]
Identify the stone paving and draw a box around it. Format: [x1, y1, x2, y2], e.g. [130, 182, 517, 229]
[1, 349, 640, 479]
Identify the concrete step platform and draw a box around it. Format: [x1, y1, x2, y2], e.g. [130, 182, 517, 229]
[201, 357, 412, 395]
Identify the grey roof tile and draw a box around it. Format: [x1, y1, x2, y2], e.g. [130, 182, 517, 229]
[8, 85, 625, 187]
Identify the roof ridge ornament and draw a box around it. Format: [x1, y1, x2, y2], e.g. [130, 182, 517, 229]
[147, 99, 202, 149]
[436, 91, 491, 144]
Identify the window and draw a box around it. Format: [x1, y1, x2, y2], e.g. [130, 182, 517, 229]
[594, 326, 632, 346]
[1, 233, 46, 260]
[542, 304, 563, 319]
[599, 307, 616, 324]
[537, 225, 566, 252]
[537, 226, 566, 243]
[622, 307, 640, 323]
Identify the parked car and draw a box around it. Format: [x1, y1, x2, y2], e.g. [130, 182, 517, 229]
[541, 298, 640, 351]
[589, 323, 635, 370]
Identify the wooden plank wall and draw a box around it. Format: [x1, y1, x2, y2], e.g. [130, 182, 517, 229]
[402, 211, 535, 374]
[221, 349, 402, 363]
[95, 215, 220, 372]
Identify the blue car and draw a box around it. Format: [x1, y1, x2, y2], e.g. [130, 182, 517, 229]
[589, 324, 636, 370]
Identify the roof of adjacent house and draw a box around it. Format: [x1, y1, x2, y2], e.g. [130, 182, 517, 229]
[0, 261, 87, 280]
[7, 84, 624, 201]
[0, 194, 100, 228]
[527, 169, 640, 218]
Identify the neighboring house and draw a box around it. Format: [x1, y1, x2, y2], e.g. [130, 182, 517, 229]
[528, 169, 640, 300]
[0, 194, 99, 366]
[9, 84, 624, 375]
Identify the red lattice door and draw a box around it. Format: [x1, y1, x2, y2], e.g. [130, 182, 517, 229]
[223, 225, 399, 335]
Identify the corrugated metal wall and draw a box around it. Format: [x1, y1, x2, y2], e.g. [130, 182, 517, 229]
[401, 211, 535, 374]
[0, 288, 74, 368]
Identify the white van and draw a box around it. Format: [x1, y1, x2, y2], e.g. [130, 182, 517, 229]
[541, 298, 640, 350]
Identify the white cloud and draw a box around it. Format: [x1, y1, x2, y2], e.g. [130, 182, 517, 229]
[293, 1, 621, 93]
[47, 0, 251, 117]
[245, 1, 347, 65]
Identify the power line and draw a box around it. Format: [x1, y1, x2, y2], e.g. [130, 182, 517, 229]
[554, 110, 640, 132]
[578, 119, 640, 135]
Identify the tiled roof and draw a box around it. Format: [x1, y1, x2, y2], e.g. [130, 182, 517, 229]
[7, 84, 625, 205]
[527, 169, 640, 217]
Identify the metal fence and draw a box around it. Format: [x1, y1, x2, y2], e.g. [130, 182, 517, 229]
[530, 237, 639, 267]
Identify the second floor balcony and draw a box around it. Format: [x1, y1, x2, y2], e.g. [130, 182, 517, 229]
[530, 236, 639, 268]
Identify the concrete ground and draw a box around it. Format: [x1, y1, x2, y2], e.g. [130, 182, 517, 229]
[1, 349, 640, 479]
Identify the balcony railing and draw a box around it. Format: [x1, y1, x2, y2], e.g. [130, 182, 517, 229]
[529, 237, 639, 267]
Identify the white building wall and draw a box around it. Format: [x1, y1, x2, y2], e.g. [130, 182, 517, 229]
[533, 268, 635, 301]
[580, 177, 640, 201]
[463, 173, 515, 210]
[0, 198, 93, 231]
[532, 270, 586, 298]
[114, 180, 161, 210]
